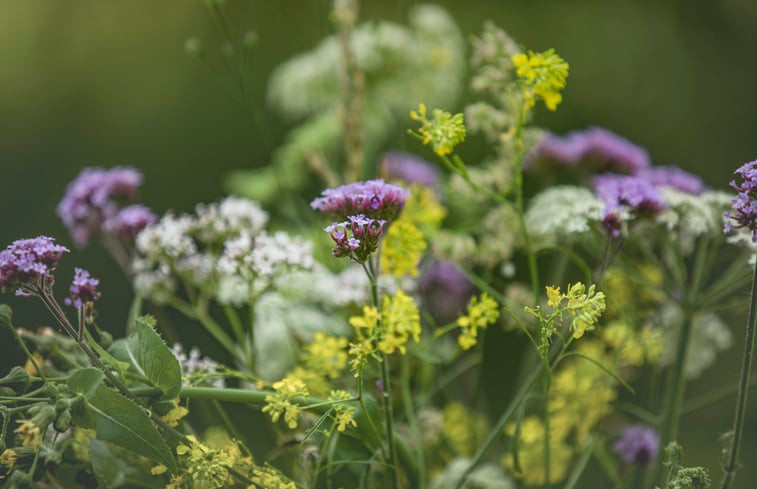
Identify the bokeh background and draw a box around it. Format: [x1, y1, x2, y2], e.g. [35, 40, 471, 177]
[1, 0, 756, 485]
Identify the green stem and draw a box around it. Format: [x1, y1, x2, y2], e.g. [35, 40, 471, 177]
[720, 264, 757, 489]
[223, 305, 245, 344]
[168, 297, 237, 358]
[650, 312, 694, 487]
[542, 371, 552, 489]
[6, 321, 45, 381]
[401, 356, 425, 489]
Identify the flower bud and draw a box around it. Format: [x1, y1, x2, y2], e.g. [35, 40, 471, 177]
[0, 367, 31, 393]
[53, 410, 72, 433]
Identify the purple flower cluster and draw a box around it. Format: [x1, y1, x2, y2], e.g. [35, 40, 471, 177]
[613, 424, 660, 466]
[527, 126, 651, 175]
[636, 166, 705, 195]
[311, 179, 409, 221]
[64, 268, 101, 309]
[57, 167, 149, 247]
[724, 159, 757, 241]
[325, 215, 386, 262]
[0, 236, 69, 295]
[420, 260, 473, 323]
[103, 204, 157, 243]
[380, 152, 440, 190]
[592, 174, 666, 236]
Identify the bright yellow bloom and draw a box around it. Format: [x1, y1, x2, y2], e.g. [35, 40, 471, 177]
[378, 290, 422, 355]
[161, 404, 189, 428]
[512, 48, 569, 111]
[0, 449, 17, 469]
[456, 293, 500, 350]
[381, 217, 427, 277]
[174, 434, 241, 488]
[564, 283, 606, 338]
[15, 419, 42, 449]
[349, 306, 378, 333]
[410, 103, 466, 156]
[304, 332, 348, 379]
[329, 390, 358, 432]
[249, 466, 296, 489]
[263, 372, 309, 429]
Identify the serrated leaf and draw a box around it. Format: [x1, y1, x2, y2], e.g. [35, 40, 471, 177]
[84, 328, 130, 380]
[68, 367, 104, 400]
[90, 438, 165, 488]
[77, 383, 177, 473]
[109, 315, 181, 400]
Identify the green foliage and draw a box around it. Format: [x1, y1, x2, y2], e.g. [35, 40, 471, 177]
[109, 315, 182, 400]
[89, 439, 163, 489]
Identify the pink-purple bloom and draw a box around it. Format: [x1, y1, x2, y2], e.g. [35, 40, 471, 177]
[0, 236, 69, 295]
[103, 204, 157, 244]
[636, 165, 705, 195]
[64, 268, 101, 309]
[526, 126, 651, 175]
[57, 166, 144, 247]
[311, 179, 409, 221]
[724, 159, 757, 241]
[613, 424, 660, 466]
[380, 152, 440, 190]
[325, 214, 386, 262]
[593, 173, 667, 236]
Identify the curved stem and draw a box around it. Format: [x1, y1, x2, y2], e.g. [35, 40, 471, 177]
[720, 264, 757, 489]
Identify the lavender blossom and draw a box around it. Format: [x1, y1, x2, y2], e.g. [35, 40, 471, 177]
[593, 173, 666, 236]
[724, 159, 757, 242]
[103, 204, 157, 244]
[526, 126, 651, 175]
[637, 165, 705, 195]
[64, 268, 101, 309]
[380, 152, 440, 190]
[311, 179, 409, 221]
[613, 424, 660, 466]
[325, 214, 386, 262]
[57, 167, 143, 247]
[0, 237, 69, 295]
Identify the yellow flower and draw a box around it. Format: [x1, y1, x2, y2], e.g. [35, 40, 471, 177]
[512, 48, 569, 111]
[303, 332, 348, 379]
[249, 466, 296, 489]
[161, 404, 189, 428]
[410, 103, 466, 156]
[349, 306, 378, 333]
[456, 293, 500, 350]
[150, 464, 167, 475]
[263, 372, 310, 429]
[0, 449, 17, 469]
[378, 290, 422, 355]
[381, 217, 427, 277]
[15, 419, 42, 449]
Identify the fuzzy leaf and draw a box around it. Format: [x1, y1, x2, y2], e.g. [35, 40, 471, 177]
[68, 367, 105, 401]
[73, 382, 177, 473]
[110, 315, 181, 400]
[89, 439, 165, 489]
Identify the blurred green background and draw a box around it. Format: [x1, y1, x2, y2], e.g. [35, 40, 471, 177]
[1, 0, 756, 485]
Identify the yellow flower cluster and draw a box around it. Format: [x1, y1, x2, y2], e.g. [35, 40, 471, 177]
[303, 332, 348, 379]
[15, 419, 42, 449]
[456, 293, 500, 350]
[348, 291, 422, 362]
[410, 103, 466, 156]
[402, 184, 447, 233]
[0, 449, 17, 469]
[602, 321, 664, 366]
[542, 283, 606, 339]
[382, 217, 427, 277]
[172, 434, 242, 489]
[249, 466, 296, 489]
[262, 373, 310, 429]
[328, 390, 358, 432]
[442, 401, 489, 457]
[160, 401, 189, 428]
[511, 48, 569, 111]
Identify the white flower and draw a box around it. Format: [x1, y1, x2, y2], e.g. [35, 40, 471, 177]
[526, 186, 603, 240]
[171, 343, 225, 388]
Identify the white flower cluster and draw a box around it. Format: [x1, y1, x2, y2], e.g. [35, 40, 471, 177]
[657, 189, 732, 254]
[171, 343, 225, 388]
[526, 186, 604, 242]
[133, 196, 313, 305]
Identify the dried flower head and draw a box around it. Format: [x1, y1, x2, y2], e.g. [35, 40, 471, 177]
[0, 236, 69, 295]
[311, 179, 409, 221]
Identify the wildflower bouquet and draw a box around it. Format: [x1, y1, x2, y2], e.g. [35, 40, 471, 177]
[1, 3, 755, 489]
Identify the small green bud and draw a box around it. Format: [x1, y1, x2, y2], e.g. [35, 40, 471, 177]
[54, 398, 70, 413]
[0, 367, 31, 393]
[98, 330, 113, 348]
[41, 383, 59, 398]
[0, 387, 15, 397]
[30, 405, 56, 429]
[53, 410, 72, 433]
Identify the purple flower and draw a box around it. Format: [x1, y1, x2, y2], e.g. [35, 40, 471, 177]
[380, 152, 440, 190]
[325, 214, 386, 262]
[593, 173, 666, 235]
[64, 268, 101, 309]
[613, 424, 660, 466]
[103, 204, 157, 244]
[636, 165, 705, 195]
[57, 167, 143, 247]
[527, 126, 651, 175]
[311, 179, 409, 221]
[420, 260, 473, 324]
[0, 236, 69, 295]
[724, 159, 757, 241]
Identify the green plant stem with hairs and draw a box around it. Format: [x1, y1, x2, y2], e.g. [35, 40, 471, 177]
[720, 264, 757, 489]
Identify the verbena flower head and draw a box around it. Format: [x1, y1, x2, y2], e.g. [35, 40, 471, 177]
[380, 151, 440, 190]
[724, 159, 757, 241]
[57, 166, 143, 247]
[325, 214, 386, 262]
[64, 268, 101, 309]
[613, 424, 660, 466]
[0, 236, 69, 295]
[526, 127, 651, 174]
[637, 165, 705, 195]
[103, 204, 157, 244]
[311, 179, 409, 221]
[512, 48, 569, 111]
[409, 103, 467, 156]
[593, 173, 666, 236]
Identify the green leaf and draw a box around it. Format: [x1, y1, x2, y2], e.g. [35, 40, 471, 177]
[89, 439, 165, 489]
[74, 383, 177, 473]
[110, 315, 182, 400]
[84, 328, 130, 380]
[68, 367, 105, 401]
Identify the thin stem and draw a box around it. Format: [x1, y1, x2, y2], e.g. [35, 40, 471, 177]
[168, 297, 238, 357]
[401, 356, 425, 489]
[6, 321, 46, 381]
[720, 264, 757, 489]
[223, 305, 245, 344]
